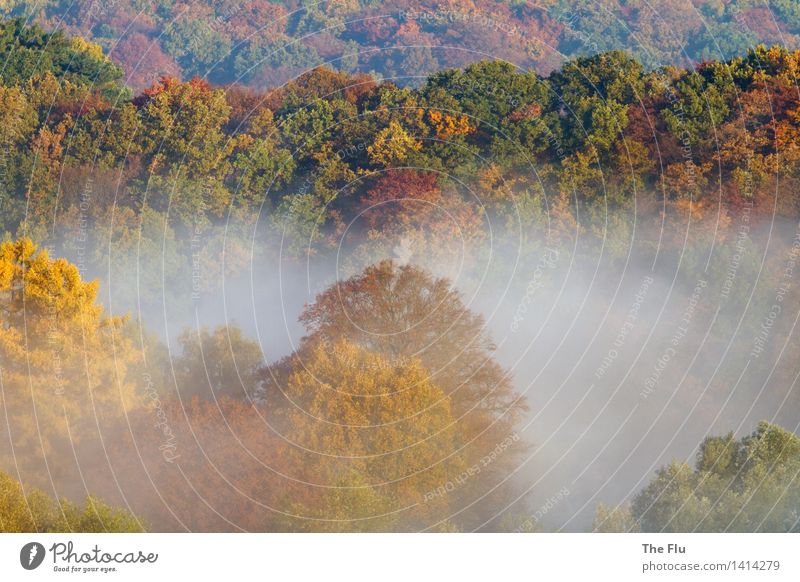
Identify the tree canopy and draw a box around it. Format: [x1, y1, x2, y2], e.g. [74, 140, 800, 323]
[0, 469, 142, 532]
[6, 1, 800, 91]
[0, 239, 141, 485]
[594, 422, 800, 532]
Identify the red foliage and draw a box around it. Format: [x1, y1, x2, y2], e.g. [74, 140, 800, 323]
[109, 32, 181, 92]
[361, 170, 440, 225]
[360, 170, 484, 246]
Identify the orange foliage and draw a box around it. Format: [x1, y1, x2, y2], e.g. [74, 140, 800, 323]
[425, 109, 476, 139]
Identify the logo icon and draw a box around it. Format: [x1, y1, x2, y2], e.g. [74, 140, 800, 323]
[20, 542, 46, 570]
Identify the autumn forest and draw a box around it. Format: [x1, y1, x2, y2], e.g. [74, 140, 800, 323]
[1, 3, 800, 533]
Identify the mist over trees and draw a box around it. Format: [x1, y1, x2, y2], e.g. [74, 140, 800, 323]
[0, 470, 142, 532]
[2, 237, 798, 532]
[0, 239, 141, 485]
[0, 17, 799, 532]
[267, 261, 528, 530]
[595, 422, 800, 532]
[0, 239, 531, 531]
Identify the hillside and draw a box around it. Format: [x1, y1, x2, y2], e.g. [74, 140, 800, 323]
[1, 16, 800, 535]
[2, 1, 800, 90]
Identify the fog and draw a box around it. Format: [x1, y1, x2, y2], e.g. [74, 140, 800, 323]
[41, 197, 798, 532]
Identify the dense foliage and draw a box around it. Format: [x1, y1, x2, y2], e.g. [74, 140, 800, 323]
[0, 239, 141, 483]
[595, 422, 800, 532]
[1, 34, 800, 277]
[0, 18, 124, 91]
[1, 19, 799, 532]
[0, 240, 527, 531]
[0, 470, 143, 532]
[2, 2, 800, 90]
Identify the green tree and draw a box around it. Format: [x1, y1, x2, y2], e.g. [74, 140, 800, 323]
[231, 108, 296, 208]
[597, 422, 800, 532]
[0, 18, 124, 92]
[138, 76, 233, 180]
[551, 51, 645, 155]
[162, 18, 232, 79]
[661, 69, 732, 145]
[173, 325, 264, 401]
[0, 470, 143, 532]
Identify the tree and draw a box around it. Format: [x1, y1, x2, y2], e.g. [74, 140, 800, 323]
[162, 17, 232, 80]
[274, 339, 462, 531]
[286, 261, 528, 529]
[661, 69, 732, 146]
[596, 422, 800, 532]
[0, 85, 36, 148]
[0, 85, 37, 231]
[423, 61, 542, 131]
[230, 107, 296, 208]
[0, 18, 124, 92]
[551, 51, 645, 155]
[367, 120, 422, 167]
[0, 239, 141, 488]
[593, 503, 639, 532]
[0, 469, 142, 532]
[95, 395, 289, 532]
[24, 116, 69, 225]
[273, 67, 375, 107]
[277, 97, 352, 165]
[173, 325, 264, 401]
[137, 76, 233, 179]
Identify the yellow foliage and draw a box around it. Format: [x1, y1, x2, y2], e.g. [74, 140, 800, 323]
[367, 121, 422, 167]
[0, 239, 141, 486]
[0, 86, 36, 145]
[70, 36, 107, 62]
[0, 470, 143, 532]
[280, 340, 464, 529]
[674, 197, 706, 220]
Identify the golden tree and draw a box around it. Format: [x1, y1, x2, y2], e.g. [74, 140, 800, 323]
[275, 340, 463, 531]
[0, 239, 141, 489]
[367, 120, 422, 167]
[271, 261, 528, 529]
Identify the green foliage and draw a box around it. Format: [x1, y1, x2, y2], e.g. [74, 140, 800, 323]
[173, 325, 264, 401]
[0, 470, 143, 532]
[0, 18, 123, 91]
[0, 18, 798, 273]
[771, 0, 800, 30]
[162, 18, 232, 78]
[661, 70, 732, 145]
[598, 422, 800, 532]
[139, 76, 232, 178]
[552, 51, 644, 154]
[1, 18, 799, 534]
[233, 136, 296, 206]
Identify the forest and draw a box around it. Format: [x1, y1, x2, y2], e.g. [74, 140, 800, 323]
[0, 16, 799, 532]
[2, 1, 800, 90]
